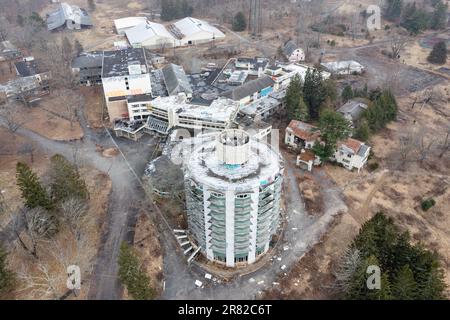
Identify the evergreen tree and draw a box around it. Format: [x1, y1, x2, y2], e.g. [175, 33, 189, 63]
[303, 68, 326, 120]
[364, 89, 397, 133]
[285, 75, 307, 121]
[430, 1, 448, 30]
[354, 119, 370, 142]
[392, 265, 418, 299]
[118, 243, 155, 300]
[341, 212, 447, 300]
[312, 111, 351, 162]
[341, 85, 354, 102]
[384, 0, 403, 21]
[312, 142, 335, 163]
[49, 154, 89, 203]
[16, 162, 53, 210]
[345, 255, 392, 300]
[232, 12, 247, 32]
[401, 3, 429, 34]
[317, 110, 352, 148]
[161, 0, 192, 21]
[0, 246, 15, 298]
[181, 0, 193, 17]
[427, 41, 447, 65]
[293, 97, 309, 122]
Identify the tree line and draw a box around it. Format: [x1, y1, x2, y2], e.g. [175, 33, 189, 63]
[161, 0, 194, 21]
[384, 0, 448, 34]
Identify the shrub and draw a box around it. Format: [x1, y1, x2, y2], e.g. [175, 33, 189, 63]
[368, 162, 379, 172]
[421, 198, 436, 211]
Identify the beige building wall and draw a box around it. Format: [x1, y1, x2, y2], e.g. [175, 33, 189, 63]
[106, 99, 128, 122]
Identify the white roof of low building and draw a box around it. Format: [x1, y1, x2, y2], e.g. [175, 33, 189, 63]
[47, 2, 92, 30]
[114, 17, 148, 31]
[150, 94, 238, 123]
[126, 21, 176, 45]
[282, 63, 331, 80]
[174, 17, 225, 38]
[321, 60, 364, 74]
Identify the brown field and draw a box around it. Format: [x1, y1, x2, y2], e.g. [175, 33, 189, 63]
[19, 96, 84, 141]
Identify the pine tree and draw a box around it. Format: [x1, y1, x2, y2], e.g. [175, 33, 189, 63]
[345, 255, 386, 300]
[354, 119, 370, 142]
[293, 98, 309, 122]
[303, 68, 334, 120]
[232, 12, 247, 32]
[341, 212, 447, 300]
[384, 0, 403, 21]
[430, 1, 448, 30]
[341, 85, 354, 103]
[400, 3, 429, 35]
[49, 154, 89, 203]
[317, 110, 352, 147]
[285, 74, 305, 121]
[392, 265, 417, 299]
[0, 246, 16, 298]
[16, 162, 53, 210]
[427, 41, 447, 65]
[118, 243, 155, 300]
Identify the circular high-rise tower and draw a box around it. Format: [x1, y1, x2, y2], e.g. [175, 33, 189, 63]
[184, 130, 284, 267]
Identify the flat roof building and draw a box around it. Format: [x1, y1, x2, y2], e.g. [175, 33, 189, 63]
[101, 48, 152, 122]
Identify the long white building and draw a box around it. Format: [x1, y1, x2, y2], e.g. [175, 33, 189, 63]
[114, 17, 148, 35]
[126, 21, 177, 49]
[170, 17, 225, 46]
[184, 129, 284, 267]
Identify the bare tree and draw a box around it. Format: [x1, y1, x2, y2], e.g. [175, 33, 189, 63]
[54, 89, 84, 128]
[439, 128, 450, 159]
[0, 101, 25, 136]
[390, 36, 408, 60]
[417, 129, 434, 165]
[332, 248, 361, 292]
[41, 38, 78, 90]
[18, 228, 94, 299]
[15, 207, 58, 259]
[0, 16, 12, 41]
[17, 262, 63, 299]
[399, 133, 415, 162]
[18, 143, 35, 163]
[59, 197, 89, 238]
